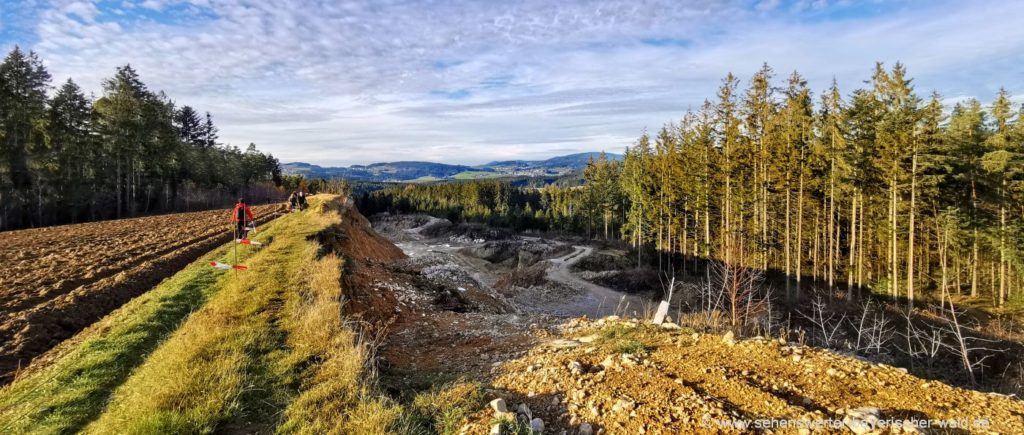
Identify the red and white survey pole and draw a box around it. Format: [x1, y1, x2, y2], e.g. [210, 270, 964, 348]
[210, 261, 248, 271]
[211, 210, 262, 272]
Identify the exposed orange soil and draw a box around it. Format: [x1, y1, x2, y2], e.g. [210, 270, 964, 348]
[0, 204, 282, 383]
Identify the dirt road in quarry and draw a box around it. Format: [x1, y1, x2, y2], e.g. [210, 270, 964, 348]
[541, 244, 651, 318]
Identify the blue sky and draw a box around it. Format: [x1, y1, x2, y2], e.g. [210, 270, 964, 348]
[2, 0, 1023, 166]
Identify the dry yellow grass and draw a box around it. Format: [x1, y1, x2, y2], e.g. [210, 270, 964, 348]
[277, 252, 400, 434]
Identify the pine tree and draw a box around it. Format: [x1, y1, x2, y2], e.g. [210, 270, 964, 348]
[945, 99, 988, 298]
[44, 79, 94, 221]
[779, 72, 814, 297]
[983, 89, 1022, 306]
[716, 73, 742, 264]
[0, 46, 51, 227]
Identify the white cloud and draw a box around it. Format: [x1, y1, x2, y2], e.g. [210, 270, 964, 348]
[6, 0, 1024, 165]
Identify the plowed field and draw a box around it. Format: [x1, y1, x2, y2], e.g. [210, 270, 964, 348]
[0, 205, 283, 383]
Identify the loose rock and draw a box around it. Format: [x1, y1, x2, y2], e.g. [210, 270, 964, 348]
[722, 331, 736, 346]
[530, 418, 544, 433]
[843, 406, 881, 434]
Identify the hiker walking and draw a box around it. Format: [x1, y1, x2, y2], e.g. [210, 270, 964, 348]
[232, 198, 255, 239]
[287, 191, 298, 211]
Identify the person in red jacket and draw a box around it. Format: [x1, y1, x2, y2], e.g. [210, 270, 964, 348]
[231, 198, 255, 239]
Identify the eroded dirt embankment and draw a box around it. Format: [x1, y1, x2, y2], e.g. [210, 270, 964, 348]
[0, 204, 283, 384]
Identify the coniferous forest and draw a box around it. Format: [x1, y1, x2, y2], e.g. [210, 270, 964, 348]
[362, 62, 1024, 309]
[0, 47, 283, 230]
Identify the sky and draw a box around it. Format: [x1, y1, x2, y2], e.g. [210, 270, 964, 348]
[2, 0, 1023, 166]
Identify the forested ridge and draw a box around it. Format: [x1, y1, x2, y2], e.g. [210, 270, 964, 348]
[0, 47, 282, 230]
[362, 62, 1024, 309]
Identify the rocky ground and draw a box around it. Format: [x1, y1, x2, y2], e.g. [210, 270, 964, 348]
[462, 316, 1024, 434]
[356, 212, 1024, 434]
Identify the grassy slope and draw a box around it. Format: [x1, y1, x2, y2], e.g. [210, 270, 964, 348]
[0, 196, 399, 434]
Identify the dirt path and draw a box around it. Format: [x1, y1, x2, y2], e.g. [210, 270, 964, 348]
[543, 245, 652, 319]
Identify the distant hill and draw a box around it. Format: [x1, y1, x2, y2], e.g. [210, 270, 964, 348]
[281, 161, 481, 181]
[485, 152, 623, 169]
[282, 151, 623, 182]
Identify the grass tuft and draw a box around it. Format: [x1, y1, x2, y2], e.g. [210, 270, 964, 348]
[396, 381, 485, 434]
[614, 340, 654, 355]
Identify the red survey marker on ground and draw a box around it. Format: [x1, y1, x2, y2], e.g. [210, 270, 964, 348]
[210, 261, 248, 271]
[235, 239, 262, 246]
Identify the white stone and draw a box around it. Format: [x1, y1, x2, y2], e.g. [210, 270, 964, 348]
[490, 423, 502, 435]
[600, 355, 616, 369]
[550, 339, 581, 349]
[612, 399, 636, 413]
[843, 407, 881, 435]
[490, 398, 508, 413]
[578, 423, 594, 435]
[722, 330, 736, 346]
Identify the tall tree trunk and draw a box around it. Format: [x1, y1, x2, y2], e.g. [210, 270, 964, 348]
[890, 170, 899, 297]
[971, 180, 978, 298]
[939, 213, 948, 312]
[116, 158, 123, 219]
[834, 202, 841, 291]
[848, 191, 858, 296]
[36, 176, 43, 227]
[955, 250, 962, 296]
[704, 182, 711, 260]
[785, 185, 792, 299]
[725, 173, 732, 265]
[762, 167, 769, 271]
[604, 212, 609, 240]
[813, 208, 820, 282]
[797, 171, 804, 294]
[828, 156, 836, 289]
[907, 153, 917, 308]
[857, 192, 865, 289]
[1000, 196, 1006, 307]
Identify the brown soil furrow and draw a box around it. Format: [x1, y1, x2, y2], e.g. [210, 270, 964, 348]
[0, 208, 279, 316]
[0, 226, 223, 316]
[0, 205, 283, 384]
